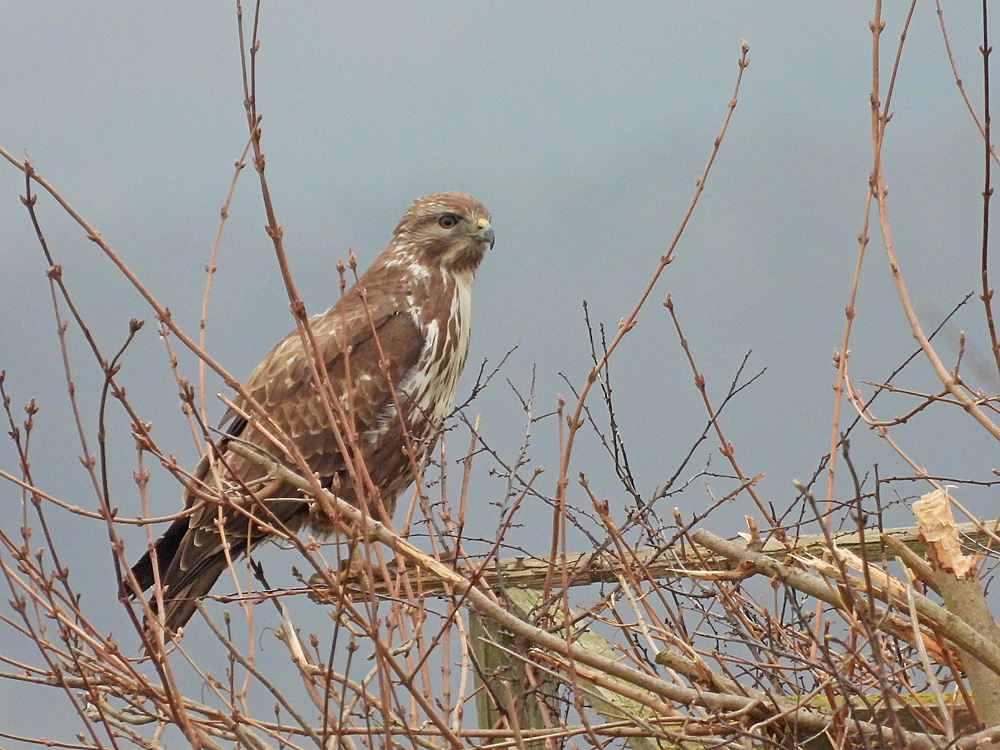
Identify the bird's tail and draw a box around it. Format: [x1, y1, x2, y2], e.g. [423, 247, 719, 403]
[122, 493, 306, 647]
[145, 558, 229, 642]
[122, 515, 234, 645]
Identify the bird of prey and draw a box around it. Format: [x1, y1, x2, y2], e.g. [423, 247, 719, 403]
[125, 192, 494, 638]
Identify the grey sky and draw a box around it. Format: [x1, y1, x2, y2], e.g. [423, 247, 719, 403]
[1, 3, 995, 744]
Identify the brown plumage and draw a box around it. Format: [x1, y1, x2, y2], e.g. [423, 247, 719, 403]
[126, 192, 494, 638]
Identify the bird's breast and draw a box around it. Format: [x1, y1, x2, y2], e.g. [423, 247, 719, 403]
[400, 269, 474, 428]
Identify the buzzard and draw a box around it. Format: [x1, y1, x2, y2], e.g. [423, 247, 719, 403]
[126, 192, 494, 638]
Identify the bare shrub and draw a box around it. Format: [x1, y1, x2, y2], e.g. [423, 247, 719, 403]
[4, 4, 1000, 750]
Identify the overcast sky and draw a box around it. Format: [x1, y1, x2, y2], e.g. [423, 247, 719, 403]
[1, 3, 997, 744]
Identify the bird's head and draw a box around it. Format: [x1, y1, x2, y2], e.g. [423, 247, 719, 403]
[391, 192, 494, 273]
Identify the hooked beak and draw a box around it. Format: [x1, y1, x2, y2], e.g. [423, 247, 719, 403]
[473, 219, 495, 250]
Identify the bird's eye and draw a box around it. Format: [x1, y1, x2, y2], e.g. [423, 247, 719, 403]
[437, 213, 460, 229]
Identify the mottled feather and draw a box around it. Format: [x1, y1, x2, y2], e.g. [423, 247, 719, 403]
[127, 192, 493, 639]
